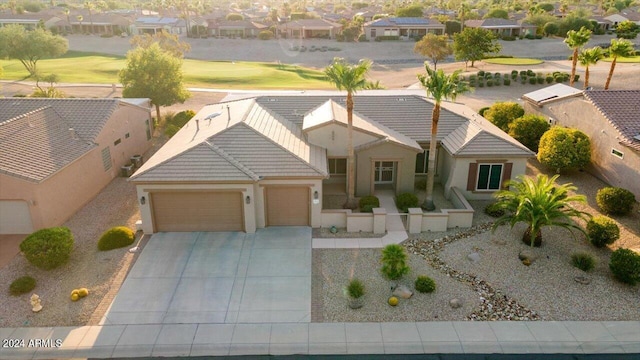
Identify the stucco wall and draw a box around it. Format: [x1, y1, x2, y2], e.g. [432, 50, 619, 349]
[355, 142, 419, 196]
[306, 124, 378, 157]
[525, 98, 640, 199]
[445, 156, 529, 200]
[96, 104, 153, 170]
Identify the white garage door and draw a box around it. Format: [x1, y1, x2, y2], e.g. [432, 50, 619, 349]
[0, 200, 34, 234]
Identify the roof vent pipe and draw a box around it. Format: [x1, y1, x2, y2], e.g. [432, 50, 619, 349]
[195, 119, 199, 131]
[69, 128, 78, 140]
[226, 105, 230, 119]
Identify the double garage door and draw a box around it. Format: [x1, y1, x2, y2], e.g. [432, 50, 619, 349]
[151, 187, 310, 232]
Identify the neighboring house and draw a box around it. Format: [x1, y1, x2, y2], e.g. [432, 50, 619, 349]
[523, 85, 640, 199]
[0, 14, 45, 29]
[131, 93, 533, 234]
[464, 18, 537, 37]
[277, 19, 342, 39]
[208, 20, 268, 38]
[133, 17, 185, 35]
[362, 17, 445, 41]
[68, 13, 133, 35]
[605, 9, 640, 26]
[0, 99, 153, 235]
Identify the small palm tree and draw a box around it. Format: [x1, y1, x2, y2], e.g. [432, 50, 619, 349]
[380, 244, 410, 281]
[564, 26, 591, 87]
[324, 57, 372, 209]
[578, 46, 603, 89]
[604, 38, 635, 90]
[417, 64, 469, 210]
[492, 174, 591, 247]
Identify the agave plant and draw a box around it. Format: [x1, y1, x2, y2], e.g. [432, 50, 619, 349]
[491, 174, 591, 247]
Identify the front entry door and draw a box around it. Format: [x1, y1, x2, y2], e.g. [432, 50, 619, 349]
[374, 161, 395, 184]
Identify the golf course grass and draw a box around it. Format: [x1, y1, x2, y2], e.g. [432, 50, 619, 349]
[483, 57, 544, 65]
[0, 51, 333, 89]
[602, 55, 640, 63]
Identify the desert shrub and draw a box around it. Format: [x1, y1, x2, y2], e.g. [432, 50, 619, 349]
[359, 196, 380, 213]
[609, 248, 640, 285]
[508, 114, 550, 152]
[503, 78, 511, 85]
[164, 110, 196, 138]
[98, 226, 135, 251]
[381, 244, 410, 280]
[573, 74, 580, 82]
[571, 252, 596, 272]
[20, 227, 74, 270]
[510, 70, 518, 79]
[519, 70, 527, 78]
[396, 193, 419, 212]
[415, 275, 436, 293]
[9, 276, 36, 295]
[478, 82, 485, 87]
[528, 77, 537, 85]
[546, 75, 554, 83]
[477, 70, 485, 77]
[257, 30, 274, 40]
[347, 278, 365, 298]
[587, 216, 620, 248]
[537, 127, 591, 172]
[537, 76, 544, 84]
[487, 79, 494, 87]
[484, 202, 505, 217]
[483, 102, 525, 132]
[596, 187, 636, 216]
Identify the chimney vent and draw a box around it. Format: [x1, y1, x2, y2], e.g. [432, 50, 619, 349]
[195, 119, 199, 131]
[69, 128, 78, 140]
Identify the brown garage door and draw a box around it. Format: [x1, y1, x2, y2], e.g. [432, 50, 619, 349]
[152, 192, 243, 232]
[266, 187, 310, 226]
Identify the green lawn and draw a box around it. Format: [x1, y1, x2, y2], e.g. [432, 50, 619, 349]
[0, 51, 332, 89]
[483, 57, 545, 65]
[602, 56, 640, 63]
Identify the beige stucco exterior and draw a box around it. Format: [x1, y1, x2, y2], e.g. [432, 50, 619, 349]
[0, 102, 152, 234]
[306, 124, 378, 157]
[524, 98, 640, 199]
[355, 142, 421, 196]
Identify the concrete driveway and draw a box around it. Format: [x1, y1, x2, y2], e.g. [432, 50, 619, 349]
[101, 227, 311, 325]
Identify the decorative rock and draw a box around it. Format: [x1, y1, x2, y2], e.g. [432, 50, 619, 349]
[467, 252, 481, 262]
[392, 284, 413, 299]
[30, 294, 42, 312]
[574, 275, 591, 285]
[449, 298, 463, 309]
[491, 235, 507, 245]
[518, 249, 538, 262]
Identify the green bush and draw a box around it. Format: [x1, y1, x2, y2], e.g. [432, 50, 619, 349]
[508, 114, 550, 152]
[98, 226, 135, 251]
[538, 127, 591, 172]
[526, 69, 535, 77]
[587, 216, 620, 248]
[487, 79, 494, 87]
[571, 252, 596, 272]
[347, 278, 365, 298]
[510, 70, 518, 79]
[415, 275, 436, 293]
[483, 102, 525, 132]
[573, 74, 580, 82]
[381, 244, 410, 280]
[529, 77, 537, 85]
[20, 227, 74, 270]
[519, 70, 527, 78]
[414, 178, 427, 190]
[359, 196, 380, 213]
[164, 110, 196, 138]
[257, 30, 274, 40]
[537, 76, 544, 84]
[9, 276, 36, 295]
[484, 202, 505, 217]
[478, 82, 485, 87]
[477, 70, 485, 77]
[503, 78, 511, 85]
[609, 248, 640, 285]
[478, 107, 490, 116]
[396, 193, 419, 212]
[545, 75, 554, 83]
[596, 187, 636, 216]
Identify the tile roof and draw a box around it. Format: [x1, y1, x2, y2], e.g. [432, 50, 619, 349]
[584, 90, 640, 152]
[465, 18, 520, 27]
[279, 19, 341, 29]
[0, 107, 95, 183]
[365, 17, 442, 27]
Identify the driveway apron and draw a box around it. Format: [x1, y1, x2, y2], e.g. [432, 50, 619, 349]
[101, 227, 311, 325]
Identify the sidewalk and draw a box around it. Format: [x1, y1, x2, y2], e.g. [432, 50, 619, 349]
[1, 321, 638, 358]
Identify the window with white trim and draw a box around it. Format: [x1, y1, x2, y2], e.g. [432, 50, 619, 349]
[328, 158, 347, 175]
[476, 164, 503, 190]
[611, 148, 624, 159]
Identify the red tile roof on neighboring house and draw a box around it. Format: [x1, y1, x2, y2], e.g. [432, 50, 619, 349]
[584, 90, 640, 152]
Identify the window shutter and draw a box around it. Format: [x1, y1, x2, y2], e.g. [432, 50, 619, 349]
[467, 163, 478, 191]
[501, 163, 513, 189]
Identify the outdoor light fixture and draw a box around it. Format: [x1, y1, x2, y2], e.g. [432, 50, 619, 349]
[313, 191, 319, 200]
[140, 196, 146, 205]
[246, 195, 251, 204]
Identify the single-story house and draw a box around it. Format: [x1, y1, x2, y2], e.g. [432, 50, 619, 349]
[0, 98, 153, 235]
[464, 18, 537, 37]
[523, 85, 640, 199]
[133, 17, 185, 35]
[68, 13, 133, 35]
[208, 20, 268, 38]
[363, 17, 445, 40]
[131, 93, 533, 234]
[277, 19, 342, 39]
[605, 9, 640, 26]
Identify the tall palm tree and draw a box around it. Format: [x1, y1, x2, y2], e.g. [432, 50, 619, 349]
[577, 46, 603, 89]
[564, 26, 592, 87]
[76, 15, 83, 34]
[604, 38, 634, 90]
[417, 64, 469, 211]
[84, 1, 94, 34]
[492, 174, 590, 247]
[324, 57, 372, 209]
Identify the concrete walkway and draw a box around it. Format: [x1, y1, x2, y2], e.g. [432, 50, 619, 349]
[1, 321, 638, 358]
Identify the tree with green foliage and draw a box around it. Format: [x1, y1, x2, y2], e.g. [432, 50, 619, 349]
[129, 31, 191, 58]
[395, 4, 423, 17]
[564, 26, 591, 87]
[119, 42, 191, 122]
[413, 33, 452, 70]
[558, 15, 593, 37]
[380, 244, 410, 281]
[538, 127, 591, 172]
[32, 73, 65, 98]
[417, 64, 469, 210]
[324, 57, 372, 209]
[0, 25, 68, 76]
[453, 27, 501, 68]
[543, 21, 559, 36]
[578, 46, 604, 88]
[485, 8, 509, 19]
[483, 102, 525, 132]
[604, 38, 635, 90]
[615, 20, 638, 39]
[492, 174, 590, 247]
[508, 114, 550, 152]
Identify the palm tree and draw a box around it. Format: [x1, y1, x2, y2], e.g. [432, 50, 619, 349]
[84, 1, 94, 34]
[417, 64, 469, 211]
[577, 46, 603, 89]
[76, 15, 83, 34]
[492, 174, 590, 247]
[564, 26, 592, 87]
[324, 57, 372, 209]
[604, 38, 634, 90]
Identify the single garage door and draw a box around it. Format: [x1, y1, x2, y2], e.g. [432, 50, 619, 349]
[0, 200, 34, 234]
[152, 192, 243, 232]
[266, 187, 310, 226]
